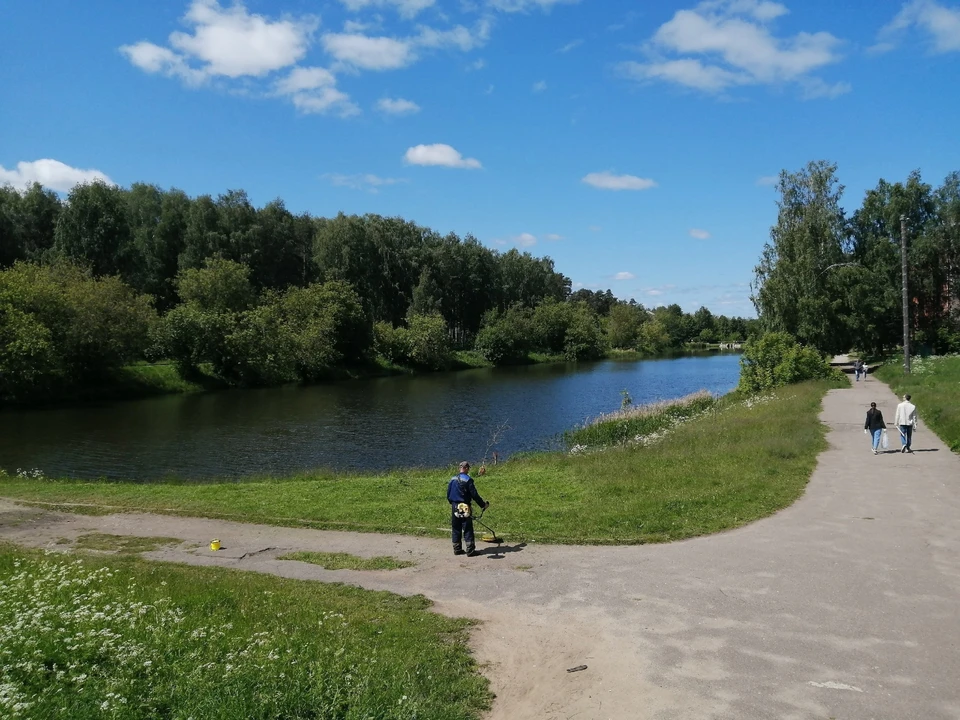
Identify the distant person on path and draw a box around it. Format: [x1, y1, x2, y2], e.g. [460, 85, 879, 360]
[854, 360, 864, 382]
[894, 394, 918, 453]
[447, 461, 489, 557]
[864, 402, 886, 455]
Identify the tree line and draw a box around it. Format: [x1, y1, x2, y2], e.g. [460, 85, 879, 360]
[753, 161, 960, 356]
[0, 180, 755, 401]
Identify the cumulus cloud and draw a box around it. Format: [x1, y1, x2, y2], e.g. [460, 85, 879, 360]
[614, 271, 636, 280]
[324, 173, 407, 192]
[323, 33, 416, 70]
[582, 171, 657, 191]
[339, 0, 436, 19]
[689, 228, 711, 239]
[0, 159, 113, 193]
[377, 97, 421, 114]
[403, 144, 482, 168]
[875, 0, 960, 53]
[558, 39, 583, 52]
[532, 80, 547, 92]
[618, 0, 847, 97]
[514, 233, 538, 247]
[274, 66, 359, 116]
[646, 289, 665, 296]
[544, 233, 564, 240]
[121, 0, 317, 80]
[756, 175, 779, 186]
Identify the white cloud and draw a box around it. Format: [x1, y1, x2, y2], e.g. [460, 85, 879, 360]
[544, 233, 564, 241]
[324, 173, 407, 192]
[404, 144, 482, 168]
[339, 0, 436, 19]
[756, 175, 778, 186]
[689, 228, 711, 239]
[514, 233, 538, 247]
[378, 97, 421, 114]
[415, 21, 490, 51]
[532, 80, 547, 92]
[614, 271, 636, 280]
[647, 289, 665, 296]
[619, 0, 846, 97]
[582, 171, 657, 191]
[488, 0, 582, 12]
[469, 58, 486, 70]
[0, 159, 113, 193]
[323, 33, 416, 70]
[876, 0, 960, 53]
[275, 66, 359, 116]
[558, 39, 583, 52]
[120, 0, 318, 80]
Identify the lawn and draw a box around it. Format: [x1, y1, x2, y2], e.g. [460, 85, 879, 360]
[0, 379, 840, 545]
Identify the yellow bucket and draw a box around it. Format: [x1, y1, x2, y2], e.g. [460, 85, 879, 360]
[210, 539, 221, 551]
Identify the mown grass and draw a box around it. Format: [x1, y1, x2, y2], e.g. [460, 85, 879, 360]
[278, 551, 415, 571]
[0, 379, 839, 545]
[0, 544, 490, 719]
[74, 532, 182, 554]
[874, 355, 960, 452]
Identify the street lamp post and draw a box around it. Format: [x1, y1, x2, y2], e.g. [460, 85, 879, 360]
[901, 215, 910, 374]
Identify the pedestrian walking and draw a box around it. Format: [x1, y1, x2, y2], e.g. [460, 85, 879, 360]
[864, 401, 886, 455]
[854, 360, 864, 382]
[447, 461, 489, 557]
[894, 393, 918, 453]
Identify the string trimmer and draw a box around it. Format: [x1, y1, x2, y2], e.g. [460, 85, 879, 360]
[475, 505, 502, 544]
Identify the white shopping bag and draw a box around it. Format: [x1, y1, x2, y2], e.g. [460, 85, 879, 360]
[881, 429, 889, 450]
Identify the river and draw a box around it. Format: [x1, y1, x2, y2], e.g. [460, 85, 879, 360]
[0, 353, 742, 481]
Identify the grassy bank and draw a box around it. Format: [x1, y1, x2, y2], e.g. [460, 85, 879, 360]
[0, 544, 490, 719]
[874, 355, 960, 452]
[0, 379, 839, 544]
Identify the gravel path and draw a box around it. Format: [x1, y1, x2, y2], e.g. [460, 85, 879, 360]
[2, 372, 959, 719]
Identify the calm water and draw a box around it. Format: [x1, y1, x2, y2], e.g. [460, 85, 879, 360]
[0, 353, 741, 481]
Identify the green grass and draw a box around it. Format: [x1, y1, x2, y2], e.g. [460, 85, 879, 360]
[278, 551, 415, 571]
[565, 390, 717, 448]
[0, 544, 490, 719]
[874, 355, 960, 453]
[0, 379, 839, 545]
[73, 532, 182, 554]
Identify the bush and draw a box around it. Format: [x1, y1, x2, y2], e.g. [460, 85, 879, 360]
[474, 307, 532, 364]
[405, 313, 454, 370]
[563, 304, 605, 360]
[738, 331, 839, 392]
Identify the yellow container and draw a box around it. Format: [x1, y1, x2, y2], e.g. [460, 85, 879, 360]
[210, 539, 221, 551]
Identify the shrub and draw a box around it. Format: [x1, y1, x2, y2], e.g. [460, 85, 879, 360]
[738, 331, 838, 392]
[563, 304, 605, 360]
[474, 307, 532, 364]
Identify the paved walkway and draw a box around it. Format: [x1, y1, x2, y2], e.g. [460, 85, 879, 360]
[2, 373, 959, 719]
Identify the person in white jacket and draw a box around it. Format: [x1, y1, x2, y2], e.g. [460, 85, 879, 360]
[894, 394, 918, 453]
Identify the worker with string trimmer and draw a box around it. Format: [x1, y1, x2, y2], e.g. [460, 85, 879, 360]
[448, 461, 489, 557]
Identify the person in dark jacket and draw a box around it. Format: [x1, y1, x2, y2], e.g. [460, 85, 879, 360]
[864, 401, 886, 455]
[447, 461, 489, 556]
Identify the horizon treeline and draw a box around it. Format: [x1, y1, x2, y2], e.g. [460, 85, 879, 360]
[0, 179, 755, 401]
[754, 162, 960, 356]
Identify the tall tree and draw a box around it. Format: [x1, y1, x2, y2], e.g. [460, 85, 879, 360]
[753, 160, 850, 353]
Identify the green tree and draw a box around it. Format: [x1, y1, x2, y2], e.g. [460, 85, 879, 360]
[738, 332, 837, 393]
[753, 161, 851, 354]
[54, 181, 134, 278]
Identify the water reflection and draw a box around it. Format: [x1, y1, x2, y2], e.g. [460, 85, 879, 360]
[0, 353, 741, 481]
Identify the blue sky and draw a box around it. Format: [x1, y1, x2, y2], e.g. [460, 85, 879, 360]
[2, 0, 959, 316]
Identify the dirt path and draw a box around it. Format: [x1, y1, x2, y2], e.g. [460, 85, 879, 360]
[3, 374, 960, 719]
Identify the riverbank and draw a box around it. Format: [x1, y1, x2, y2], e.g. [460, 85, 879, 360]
[2, 346, 734, 411]
[0, 378, 839, 544]
[873, 354, 960, 452]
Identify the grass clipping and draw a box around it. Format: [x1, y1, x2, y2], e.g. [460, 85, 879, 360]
[278, 551, 414, 571]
